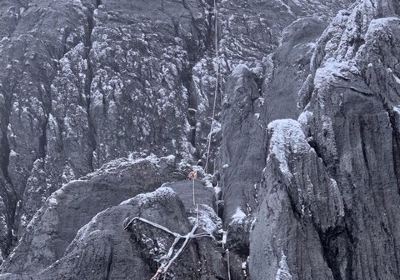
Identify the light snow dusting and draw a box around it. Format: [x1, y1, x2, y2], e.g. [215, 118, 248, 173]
[231, 64, 249, 78]
[298, 110, 313, 127]
[314, 59, 353, 88]
[189, 205, 222, 235]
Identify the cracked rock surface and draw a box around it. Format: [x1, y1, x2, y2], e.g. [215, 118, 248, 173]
[4, 0, 400, 279]
[250, 1, 400, 280]
[1, 186, 226, 279]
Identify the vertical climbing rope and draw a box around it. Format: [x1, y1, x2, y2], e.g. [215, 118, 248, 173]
[204, 0, 219, 174]
[196, 204, 199, 224]
[192, 178, 195, 205]
[226, 249, 231, 280]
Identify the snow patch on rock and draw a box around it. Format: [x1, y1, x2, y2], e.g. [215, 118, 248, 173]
[86, 154, 175, 178]
[231, 64, 250, 78]
[298, 110, 313, 127]
[314, 58, 356, 88]
[230, 207, 247, 224]
[393, 106, 400, 115]
[267, 120, 308, 179]
[367, 17, 400, 34]
[275, 252, 292, 280]
[121, 187, 176, 207]
[189, 205, 222, 235]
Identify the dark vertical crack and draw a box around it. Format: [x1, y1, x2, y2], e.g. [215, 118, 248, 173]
[0, 83, 18, 257]
[344, 213, 355, 280]
[38, 117, 48, 160]
[183, 72, 198, 148]
[388, 110, 400, 194]
[359, 117, 372, 183]
[179, 0, 217, 160]
[36, 82, 52, 160]
[317, 226, 346, 280]
[105, 245, 113, 280]
[83, 0, 101, 171]
[385, 110, 400, 275]
[310, 191, 355, 280]
[0, 97, 12, 186]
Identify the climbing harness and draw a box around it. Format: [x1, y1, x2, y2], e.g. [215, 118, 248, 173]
[204, 0, 219, 174]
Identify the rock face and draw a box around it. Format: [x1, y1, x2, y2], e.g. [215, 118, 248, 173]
[0, 187, 226, 280]
[163, 180, 216, 210]
[0, 0, 210, 257]
[220, 15, 328, 224]
[250, 120, 342, 280]
[220, 64, 264, 223]
[0, 0, 354, 261]
[249, 1, 400, 280]
[218, 14, 331, 275]
[1, 154, 183, 274]
[4, 0, 400, 279]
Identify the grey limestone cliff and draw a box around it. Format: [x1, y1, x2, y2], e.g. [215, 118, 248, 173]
[2, 0, 400, 279]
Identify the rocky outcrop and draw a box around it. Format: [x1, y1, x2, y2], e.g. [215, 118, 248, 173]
[0, 186, 226, 280]
[250, 1, 400, 279]
[196, 0, 355, 171]
[220, 15, 328, 225]
[220, 64, 264, 223]
[0, 0, 355, 261]
[9, 0, 400, 279]
[218, 15, 332, 277]
[0, 0, 210, 257]
[1, 154, 182, 274]
[263, 17, 327, 121]
[250, 120, 343, 280]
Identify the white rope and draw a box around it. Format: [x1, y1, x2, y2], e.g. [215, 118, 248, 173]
[227, 248, 231, 280]
[124, 217, 181, 238]
[192, 178, 195, 205]
[204, 0, 219, 173]
[196, 204, 199, 224]
[162, 223, 199, 273]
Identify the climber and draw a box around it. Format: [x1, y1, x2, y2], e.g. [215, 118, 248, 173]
[187, 170, 197, 181]
[188, 170, 198, 205]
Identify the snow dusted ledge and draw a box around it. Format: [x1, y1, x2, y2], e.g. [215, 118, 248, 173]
[266, 119, 310, 179]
